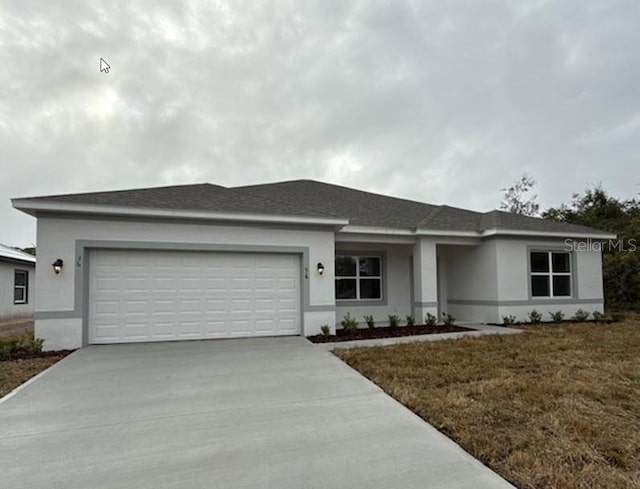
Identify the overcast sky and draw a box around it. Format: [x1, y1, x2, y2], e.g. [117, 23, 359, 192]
[1, 0, 639, 247]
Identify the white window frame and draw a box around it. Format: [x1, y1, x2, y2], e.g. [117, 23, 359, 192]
[530, 251, 572, 298]
[14, 269, 28, 305]
[335, 255, 383, 302]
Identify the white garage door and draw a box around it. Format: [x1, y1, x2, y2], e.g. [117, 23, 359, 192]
[89, 249, 301, 344]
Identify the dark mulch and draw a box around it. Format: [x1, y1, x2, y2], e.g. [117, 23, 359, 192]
[307, 324, 474, 343]
[0, 349, 74, 362]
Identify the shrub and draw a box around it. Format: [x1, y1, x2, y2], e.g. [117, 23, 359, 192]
[363, 315, 375, 329]
[528, 310, 542, 324]
[610, 312, 626, 323]
[388, 315, 400, 327]
[29, 337, 45, 354]
[320, 325, 331, 337]
[572, 309, 590, 322]
[502, 315, 517, 326]
[591, 311, 605, 321]
[341, 313, 359, 333]
[406, 315, 415, 327]
[425, 312, 437, 326]
[0, 338, 21, 358]
[549, 310, 565, 323]
[443, 313, 456, 326]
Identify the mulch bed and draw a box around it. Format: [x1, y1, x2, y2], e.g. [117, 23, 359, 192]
[307, 324, 474, 343]
[0, 349, 74, 362]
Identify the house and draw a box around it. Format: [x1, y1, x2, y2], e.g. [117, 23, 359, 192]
[12, 180, 614, 350]
[0, 243, 36, 321]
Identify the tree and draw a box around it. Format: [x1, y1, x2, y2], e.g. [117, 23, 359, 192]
[21, 246, 36, 256]
[544, 185, 640, 310]
[500, 174, 540, 216]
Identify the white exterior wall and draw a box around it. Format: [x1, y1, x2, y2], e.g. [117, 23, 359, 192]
[444, 238, 604, 324]
[335, 243, 413, 327]
[494, 238, 604, 322]
[443, 241, 499, 323]
[35, 216, 336, 350]
[0, 261, 35, 320]
[412, 238, 438, 323]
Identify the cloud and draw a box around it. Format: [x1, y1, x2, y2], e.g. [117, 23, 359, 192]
[1, 0, 639, 246]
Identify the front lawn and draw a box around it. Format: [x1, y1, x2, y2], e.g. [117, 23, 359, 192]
[336, 320, 640, 489]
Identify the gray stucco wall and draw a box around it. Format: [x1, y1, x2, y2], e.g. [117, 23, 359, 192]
[335, 243, 413, 327]
[35, 215, 337, 349]
[444, 237, 604, 323]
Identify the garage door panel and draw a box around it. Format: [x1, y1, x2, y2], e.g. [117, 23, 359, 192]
[278, 318, 297, 332]
[123, 300, 146, 315]
[89, 250, 300, 344]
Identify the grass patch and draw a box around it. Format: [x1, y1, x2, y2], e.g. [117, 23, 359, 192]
[336, 320, 640, 489]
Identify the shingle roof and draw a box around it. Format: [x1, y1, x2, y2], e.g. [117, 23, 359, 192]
[235, 180, 610, 235]
[0, 243, 36, 264]
[478, 210, 604, 235]
[15, 183, 336, 220]
[14, 179, 611, 236]
[235, 180, 441, 229]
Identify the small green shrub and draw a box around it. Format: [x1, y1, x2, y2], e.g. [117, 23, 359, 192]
[528, 310, 542, 324]
[610, 312, 626, 323]
[443, 313, 456, 326]
[341, 313, 359, 333]
[0, 334, 46, 359]
[320, 325, 331, 337]
[572, 309, 590, 322]
[425, 312, 437, 326]
[388, 315, 400, 327]
[363, 315, 375, 329]
[591, 311, 605, 321]
[549, 310, 565, 323]
[406, 315, 415, 327]
[502, 315, 517, 326]
[29, 337, 45, 354]
[0, 338, 21, 358]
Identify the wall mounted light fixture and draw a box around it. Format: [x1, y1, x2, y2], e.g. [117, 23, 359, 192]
[317, 262, 325, 275]
[52, 259, 64, 274]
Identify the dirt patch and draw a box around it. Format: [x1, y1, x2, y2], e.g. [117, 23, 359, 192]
[1, 349, 74, 362]
[0, 318, 33, 338]
[0, 352, 72, 398]
[307, 324, 473, 343]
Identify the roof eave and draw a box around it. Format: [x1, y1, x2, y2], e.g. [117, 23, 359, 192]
[11, 199, 349, 228]
[0, 255, 36, 265]
[479, 228, 617, 239]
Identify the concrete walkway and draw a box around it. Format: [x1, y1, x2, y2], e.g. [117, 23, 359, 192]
[0, 337, 515, 489]
[317, 324, 523, 349]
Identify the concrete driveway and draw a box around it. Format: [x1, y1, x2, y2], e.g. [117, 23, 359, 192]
[0, 337, 514, 489]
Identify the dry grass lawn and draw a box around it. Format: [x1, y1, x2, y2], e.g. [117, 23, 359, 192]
[336, 320, 640, 489]
[0, 355, 67, 398]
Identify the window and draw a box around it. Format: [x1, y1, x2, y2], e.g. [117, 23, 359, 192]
[530, 251, 571, 297]
[14, 270, 29, 304]
[335, 255, 382, 301]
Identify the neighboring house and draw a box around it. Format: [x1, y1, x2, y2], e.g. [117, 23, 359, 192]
[12, 180, 614, 350]
[0, 243, 36, 321]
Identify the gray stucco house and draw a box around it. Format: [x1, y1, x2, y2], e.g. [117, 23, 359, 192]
[0, 243, 36, 321]
[12, 180, 613, 350]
